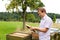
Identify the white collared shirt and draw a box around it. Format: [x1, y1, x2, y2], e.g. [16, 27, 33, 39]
[39, 14, 53, 40]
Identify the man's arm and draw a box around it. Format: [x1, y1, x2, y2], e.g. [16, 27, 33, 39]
[32, 27, 49, 33]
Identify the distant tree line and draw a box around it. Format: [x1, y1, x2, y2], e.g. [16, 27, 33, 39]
[0, 12, 60, 23]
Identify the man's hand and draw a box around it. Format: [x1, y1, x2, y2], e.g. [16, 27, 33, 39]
[26, 24, 35, 32]
[30, 27, 36, 32]
[26, 24, 31, 29]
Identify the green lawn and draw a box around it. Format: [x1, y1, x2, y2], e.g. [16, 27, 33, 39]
[0, 21, 39, 40]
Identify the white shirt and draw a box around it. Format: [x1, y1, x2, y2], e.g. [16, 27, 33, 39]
[39, 14, 53, 40]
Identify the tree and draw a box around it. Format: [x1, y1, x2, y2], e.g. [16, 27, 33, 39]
[53, 15, 56, 23]
[3, 0, 44, 29]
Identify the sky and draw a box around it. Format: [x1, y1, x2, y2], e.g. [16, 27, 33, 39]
[0, 0, 60, 14]
[0, 0, 10, 12]
[41, 0, 60, 14]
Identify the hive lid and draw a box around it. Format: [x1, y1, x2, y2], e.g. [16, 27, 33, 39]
[9, 32, 30, 38]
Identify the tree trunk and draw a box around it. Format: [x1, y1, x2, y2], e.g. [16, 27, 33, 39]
[22, 7, 26, 29]
[22, 0, 27, 30]
[23, 11, 26, 29]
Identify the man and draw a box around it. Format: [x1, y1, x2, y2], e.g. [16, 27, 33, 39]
[26, 7, 53, 40]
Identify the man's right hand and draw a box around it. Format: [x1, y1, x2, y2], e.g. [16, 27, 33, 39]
[26, 24, 35, 32]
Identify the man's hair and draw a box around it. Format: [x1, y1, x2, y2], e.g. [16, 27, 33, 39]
[37, 7, 46, 13]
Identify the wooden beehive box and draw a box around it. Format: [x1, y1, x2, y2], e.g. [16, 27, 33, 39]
[6, 32, 32, 40]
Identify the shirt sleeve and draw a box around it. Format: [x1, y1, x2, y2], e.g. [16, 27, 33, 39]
[44, 19, 52, 28]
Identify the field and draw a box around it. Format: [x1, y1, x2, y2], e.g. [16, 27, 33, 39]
[0, 21, 60, 40]
[0, 21, 39, 40]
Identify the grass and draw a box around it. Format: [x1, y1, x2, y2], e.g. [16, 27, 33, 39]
[0, 21, 23, 40]
[0, 21, 60, 40]
[0, 21, 39, 40]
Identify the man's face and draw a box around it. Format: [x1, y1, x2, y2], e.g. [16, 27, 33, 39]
[37, 10, 43, 17]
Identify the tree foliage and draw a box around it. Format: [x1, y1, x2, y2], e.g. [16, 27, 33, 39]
[26, 13, 35, 22]
[53, 15, 56, 23]
[6, 0, 44, 11]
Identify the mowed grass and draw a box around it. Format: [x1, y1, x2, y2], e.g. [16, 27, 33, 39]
[0, 21, 39, 40]
[0, 21, 23, 40]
